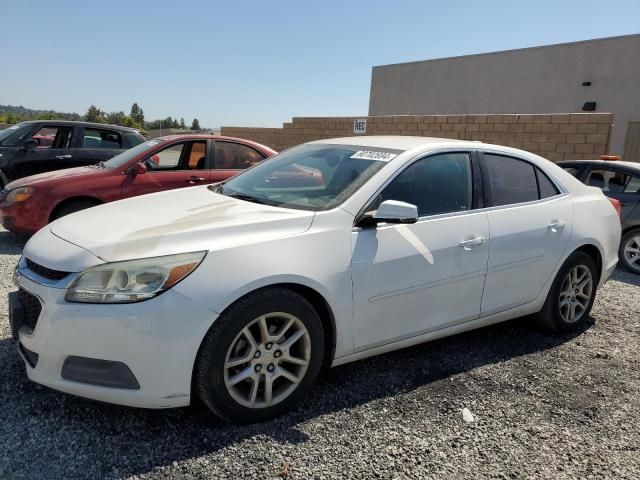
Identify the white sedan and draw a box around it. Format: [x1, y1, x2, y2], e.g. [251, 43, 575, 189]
[11, 136, 621, 423]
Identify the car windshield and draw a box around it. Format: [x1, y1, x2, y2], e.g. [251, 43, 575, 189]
[212, 143, 399, 211]
[102, 139, 168, 169]
[0, 123, 34, 146]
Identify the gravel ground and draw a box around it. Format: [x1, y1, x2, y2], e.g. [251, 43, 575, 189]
[0, 228, 639, 480]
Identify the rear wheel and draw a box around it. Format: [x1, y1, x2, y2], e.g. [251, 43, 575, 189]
[619, 229, 640, 274]
[50, 200, 100, 222]
[535, 251, 598, 332]
[194, 287, 324, 423]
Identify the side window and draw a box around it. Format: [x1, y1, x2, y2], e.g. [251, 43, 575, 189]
[31, 126, 73, 149]
[215, 142, 265, 170]
[147, 143, 184, 170]
[536, 167, 560, 199]
[586, 168, 636, 193]
[483, 154, 538, 206]
[379, 152, 472, 217]
[146, 141, 207, 171]
[187, 142, 207, 169]
[624, 175, 640, 193]
[82, 128, 123, 149]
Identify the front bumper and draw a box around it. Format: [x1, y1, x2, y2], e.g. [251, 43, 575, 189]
[0, 199, 49, 235]
[13, 270, 218, 409]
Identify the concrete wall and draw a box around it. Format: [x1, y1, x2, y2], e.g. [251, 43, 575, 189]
[368, 35, 640, 157]
[222, 113, 612, 161]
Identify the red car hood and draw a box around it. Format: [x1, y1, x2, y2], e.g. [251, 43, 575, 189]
[5, 166, 103, 190]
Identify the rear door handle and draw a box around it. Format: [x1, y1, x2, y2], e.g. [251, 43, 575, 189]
[547, 220, 566, 232]
[459, 236, 485, 250]
[55, 155, 72, 160]
[188, 176, 206, 183]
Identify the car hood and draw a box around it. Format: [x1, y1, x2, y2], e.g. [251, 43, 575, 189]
[5, 166, 102, 189]
[46, 186, 315, 263]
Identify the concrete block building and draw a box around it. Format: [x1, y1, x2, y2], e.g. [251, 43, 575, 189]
[369, 34, 640, 159]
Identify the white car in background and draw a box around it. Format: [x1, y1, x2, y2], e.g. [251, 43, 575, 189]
[11, 136, 620, 423]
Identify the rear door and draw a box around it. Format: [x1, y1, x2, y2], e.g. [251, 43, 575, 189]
[480, 152, 573, 315]
[211, 141, 266, 183]
[121, 139, 211, 198]
[583, 165, 640, 222]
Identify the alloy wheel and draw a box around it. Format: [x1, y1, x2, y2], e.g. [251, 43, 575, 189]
[223, 313, 311, 409]
[623, 235, 640, 272]
[558, 265, 593, 323]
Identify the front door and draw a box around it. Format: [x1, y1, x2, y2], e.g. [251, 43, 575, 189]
[121, 140, 211, 198]
[11, 124, 75, 177]
[351, 152, 489, 350]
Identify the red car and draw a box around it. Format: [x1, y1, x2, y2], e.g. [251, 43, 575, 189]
[0, 135, 276, 235]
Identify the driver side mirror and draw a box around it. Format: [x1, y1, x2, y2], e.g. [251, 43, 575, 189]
[358, 200, 419, 227]
[22, 139, 38, 151]
[128, 162, 148, 176]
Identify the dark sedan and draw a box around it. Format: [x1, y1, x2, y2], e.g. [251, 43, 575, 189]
[0, 120, 145, 187]
[559, 158, 640, 273]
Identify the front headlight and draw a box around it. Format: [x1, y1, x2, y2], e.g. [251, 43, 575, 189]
[65, 251, 206, 303]
[6, 186, 35, 203]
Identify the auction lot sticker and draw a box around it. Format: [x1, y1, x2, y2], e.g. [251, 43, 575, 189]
[351, 150, 397, 161]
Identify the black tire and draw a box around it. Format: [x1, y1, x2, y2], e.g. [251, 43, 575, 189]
[51, 200, 100, 221]
[194, 287, 324, 423]
[534, 251, 598, 332]
[618, 229, 640, 274]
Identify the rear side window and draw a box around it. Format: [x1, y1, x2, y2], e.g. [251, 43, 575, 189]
[483, 154, 538, 206]
[83, 128, 123, 149]
[586, 168, 640, 193]
[536, 168, 560, 198]
[215, 142, 265, 170]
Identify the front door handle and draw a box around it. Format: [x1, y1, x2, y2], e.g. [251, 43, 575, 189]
[55, 154, 72, 160]
[188, 176, 206, 183]
[459, 236, 485, 250]
[547, 220, 566, 232]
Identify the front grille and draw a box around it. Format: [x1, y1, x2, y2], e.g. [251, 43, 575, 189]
[26, 258, 70, 281]
[18, 288, 42, 330]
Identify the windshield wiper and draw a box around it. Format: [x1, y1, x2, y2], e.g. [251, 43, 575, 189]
[98, 161, 106, 169]
[227, 193, 270, 205]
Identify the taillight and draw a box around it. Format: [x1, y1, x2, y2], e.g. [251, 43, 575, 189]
[608, 198, 622, 217]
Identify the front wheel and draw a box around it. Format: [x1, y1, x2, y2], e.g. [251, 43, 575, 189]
[619, 229, 640, 274]
[535, 251, 598, 332]
[194, 288, 324, 423]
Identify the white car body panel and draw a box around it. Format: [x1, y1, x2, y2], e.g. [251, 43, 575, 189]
[16, 136, 621, 408]
[351, 210, 489, 349]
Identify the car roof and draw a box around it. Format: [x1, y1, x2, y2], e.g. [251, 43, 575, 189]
[19, 119, 140, 133]
[308, 136, 468, 150]
[558, 159, 640, 171]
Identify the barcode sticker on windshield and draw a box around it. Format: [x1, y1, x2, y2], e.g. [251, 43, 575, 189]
[350, 151, 397, 161]
[145, 140, 159, 147]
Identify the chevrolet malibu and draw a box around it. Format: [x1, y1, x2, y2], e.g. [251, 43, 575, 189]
[11, 137, 621, 423]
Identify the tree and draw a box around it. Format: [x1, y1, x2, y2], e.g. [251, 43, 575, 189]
[130, 103, 144, 126]
[179, 117, 185, 129]
[85, 105, 105, 123]
[191, 118, 201, 130]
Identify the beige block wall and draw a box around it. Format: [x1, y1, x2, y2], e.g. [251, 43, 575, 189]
[222, 113, 613, 161]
